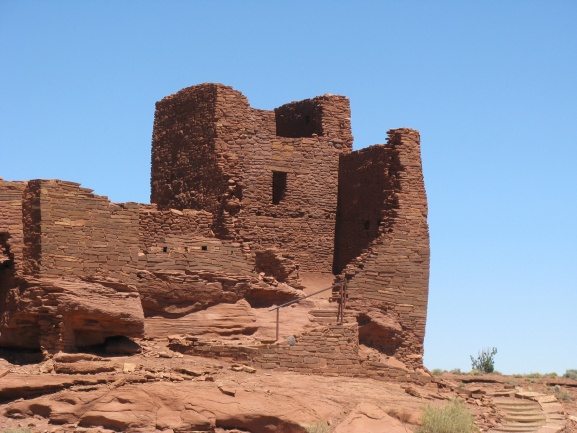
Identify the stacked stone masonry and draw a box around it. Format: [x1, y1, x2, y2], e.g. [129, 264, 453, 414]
[151, 84, 353, 273]
[0, 83, 430, 376]
[168, 323, 432, 384]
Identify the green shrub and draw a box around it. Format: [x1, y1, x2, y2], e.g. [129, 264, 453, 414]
[563, 369, 577, 380]
[449, 368, 462, 374]
[417, 399, 479, 433]
[470, 347, 497, 373]
[431, 368, 444, 376]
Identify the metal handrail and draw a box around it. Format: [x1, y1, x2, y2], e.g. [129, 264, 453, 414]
[268, 285, 335, 312]
[268, 282, 346, 341]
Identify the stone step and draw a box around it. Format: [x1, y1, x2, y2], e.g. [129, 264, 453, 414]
[504, 414, 546, 422]
[491, 425, 541, 433]
[491, 390, 516, 397]
[490, 391, 565, 433]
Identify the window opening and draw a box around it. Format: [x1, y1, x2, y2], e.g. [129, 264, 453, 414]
[272, 171, 287, 205]
[201, 245, 208, 251]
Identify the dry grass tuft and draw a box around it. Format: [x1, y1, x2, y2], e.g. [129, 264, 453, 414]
[387, 407, 413, 423]
[417, 398, 479, 433]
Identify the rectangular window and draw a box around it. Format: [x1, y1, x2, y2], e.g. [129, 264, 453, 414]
[272, 171, 287, 204]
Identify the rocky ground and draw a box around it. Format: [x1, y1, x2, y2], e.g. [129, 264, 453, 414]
[0, 340, 576, 433]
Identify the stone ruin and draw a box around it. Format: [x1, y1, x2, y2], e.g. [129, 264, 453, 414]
[0, 83, 430, 379]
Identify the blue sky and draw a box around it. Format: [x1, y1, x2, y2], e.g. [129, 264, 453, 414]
[1, 1, 576, 375]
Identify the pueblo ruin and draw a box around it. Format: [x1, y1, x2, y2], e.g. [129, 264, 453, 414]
[0, 83, 430, 379]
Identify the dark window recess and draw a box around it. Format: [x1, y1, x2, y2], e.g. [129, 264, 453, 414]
[305, 115, 310, 124]
[272, 171, 287, 204]
[363, 220, 370, 230]
[201, 245, 208, 251]
[162, 247, 168, 253]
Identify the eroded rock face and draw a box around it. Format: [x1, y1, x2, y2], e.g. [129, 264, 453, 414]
[356, 309, 404, 356]
[4, 382, 313, 433]
[144, 299, 258, 338]
[254, 248, 305, 290]
[333, 403, 412, 433]
[136, 269, 254, 317]
[0, 277, 144, 353]
[244, 282, 302, 308]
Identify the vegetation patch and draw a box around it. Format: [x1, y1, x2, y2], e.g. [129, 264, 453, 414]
[470, 347, 497, 374]
[304, 421, 331, 433]
[417, 399, 479, 433]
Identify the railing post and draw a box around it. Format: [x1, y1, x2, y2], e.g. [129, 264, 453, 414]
[276, 308, 280, 341]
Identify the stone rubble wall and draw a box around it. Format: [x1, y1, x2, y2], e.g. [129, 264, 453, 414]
[150, 83, 354, 273]
[21, 180, 140, 283]
[336, 129, 430, 369]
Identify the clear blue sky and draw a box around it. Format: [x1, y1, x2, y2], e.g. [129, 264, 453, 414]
[1, 1, 575, 375]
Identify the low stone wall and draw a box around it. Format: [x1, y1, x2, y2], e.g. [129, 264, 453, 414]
[168, 323, 432, 383]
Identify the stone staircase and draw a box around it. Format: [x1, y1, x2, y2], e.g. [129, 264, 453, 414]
[308, 308, 354, 323]
[490, 390, 566, 433]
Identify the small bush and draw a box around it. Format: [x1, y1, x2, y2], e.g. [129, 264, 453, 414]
[527, 372, 542, 378]
[431, 368, 444, 376]
[304, 421, 331, 433]
[551, 385, 571, 402]
[417, 399, 479, 433]
[470, 347, 497, 373]
[563, 369, 577, 380]
[547, 372, 558, 378]
[449, 368, 462, 374]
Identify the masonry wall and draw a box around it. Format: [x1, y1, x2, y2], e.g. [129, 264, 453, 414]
[0, 179, 26, 328]
[335, 129, 430, 368]
[138, 205, 253, 275]
[22, 180, 140, 282]
[0, 179, 26, 277]
[333, 144, 401, 274]
[150, 84, 226, 216]
[150, 83, 354, 273]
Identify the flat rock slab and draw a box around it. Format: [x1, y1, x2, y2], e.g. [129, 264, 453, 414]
[0, 373, 114, 402]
